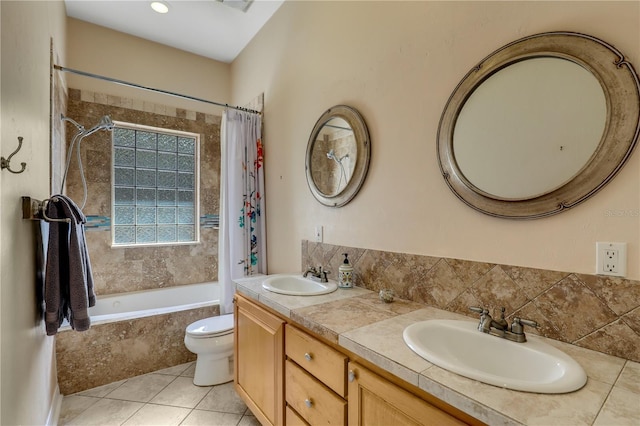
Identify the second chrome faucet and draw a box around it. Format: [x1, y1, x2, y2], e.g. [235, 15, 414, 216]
[303, 265, 330, 283]
[469, 306, 538, 343]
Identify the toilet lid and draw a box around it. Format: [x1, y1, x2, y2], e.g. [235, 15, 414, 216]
[186, 314, 234, 338]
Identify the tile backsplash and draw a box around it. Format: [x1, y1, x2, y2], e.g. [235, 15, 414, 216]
[302, 240, 640, 362]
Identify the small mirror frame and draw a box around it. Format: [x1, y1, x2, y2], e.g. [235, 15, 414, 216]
[306, 105, 371, 207]
[438, 32, 640, 219]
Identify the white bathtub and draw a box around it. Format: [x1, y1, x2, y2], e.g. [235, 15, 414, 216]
[86, 281, 220, 325]
[56, 281, 221, 394]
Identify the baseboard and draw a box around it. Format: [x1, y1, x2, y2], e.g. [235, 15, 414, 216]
[46, 384, 63, 426]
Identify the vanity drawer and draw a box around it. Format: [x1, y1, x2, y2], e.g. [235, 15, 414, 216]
[286, 359, 347, 426]
[285, 325, 347, 397]
[285, 405, 309, 426]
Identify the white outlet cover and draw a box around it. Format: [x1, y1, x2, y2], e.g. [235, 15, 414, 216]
[596, 242, 627, 277]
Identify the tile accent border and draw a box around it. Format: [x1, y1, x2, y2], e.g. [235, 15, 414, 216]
[302, 240, 640, 362]
[77, 89, 222, 125]
[84, 214, 219, 231]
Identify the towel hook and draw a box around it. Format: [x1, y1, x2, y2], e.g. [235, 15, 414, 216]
[1, 136, 27, 174]
[42, 198, 72, 223]
[21, 196, 71, 223]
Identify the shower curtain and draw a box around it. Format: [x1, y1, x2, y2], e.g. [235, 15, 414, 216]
[219, 109, 267, 314]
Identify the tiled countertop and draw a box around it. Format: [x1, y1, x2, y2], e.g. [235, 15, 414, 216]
[234, 275, 640, 426]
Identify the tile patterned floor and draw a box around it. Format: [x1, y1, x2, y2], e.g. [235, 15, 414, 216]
[59, 362, 260, 426]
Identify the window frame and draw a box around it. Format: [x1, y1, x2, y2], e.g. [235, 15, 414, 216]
[110, 121, 201, 248]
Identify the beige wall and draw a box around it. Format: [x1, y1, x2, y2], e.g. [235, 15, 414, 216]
[232, 1, 640, 280]
[66, 18, 232, 116]
[0, 1, 67, 424]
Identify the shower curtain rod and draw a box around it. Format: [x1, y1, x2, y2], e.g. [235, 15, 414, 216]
[53, 65, 261, 115]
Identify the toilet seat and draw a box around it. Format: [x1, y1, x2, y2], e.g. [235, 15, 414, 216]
[186, 314, 234, 338]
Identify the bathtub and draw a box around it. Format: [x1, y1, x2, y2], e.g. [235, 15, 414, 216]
[56, 282, 221, 395]
[87, 281, 220, 325]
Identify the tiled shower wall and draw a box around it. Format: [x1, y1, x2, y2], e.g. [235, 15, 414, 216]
[302, 240, 640, 362]
[65, 89, 220, 296]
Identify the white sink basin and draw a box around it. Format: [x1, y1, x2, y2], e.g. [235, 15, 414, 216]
[262, 274, 338, 296]
[403, 319, 587, 394]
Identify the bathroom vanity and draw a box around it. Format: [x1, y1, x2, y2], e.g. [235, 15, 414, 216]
[234, 275, 639, 425]
[234, 292, 479, 425]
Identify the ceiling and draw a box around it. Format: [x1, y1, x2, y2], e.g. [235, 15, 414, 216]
[64, 0, 285, 63]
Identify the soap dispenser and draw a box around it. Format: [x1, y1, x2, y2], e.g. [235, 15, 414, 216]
[338, 253, 354, 288]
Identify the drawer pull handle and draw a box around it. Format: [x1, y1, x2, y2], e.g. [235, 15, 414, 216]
[348, 370, 356, 382]
[305, 398, 313, 408]
[304, 352, 313, 361]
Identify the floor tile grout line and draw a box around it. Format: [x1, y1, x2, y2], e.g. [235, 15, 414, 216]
[178, 407, 195, 426]
[117, 399, 146, 426]
[192, 381, 217, 411]
[146, 372, 183, 404]
[59, 394, 101, 425]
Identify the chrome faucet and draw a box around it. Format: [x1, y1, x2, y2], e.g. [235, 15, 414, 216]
[303, 266, 330, 283]
[469, 306, 538, 343]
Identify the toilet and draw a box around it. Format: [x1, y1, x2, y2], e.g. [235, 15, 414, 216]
[184, 313, 234, 386]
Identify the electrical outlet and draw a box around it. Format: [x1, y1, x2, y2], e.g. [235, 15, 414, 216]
[596, 242, 627, 277]
[315, 225, 323, 243]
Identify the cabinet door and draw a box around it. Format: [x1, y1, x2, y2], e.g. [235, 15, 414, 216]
[235, 294, 285, 426]
[348, 362, 466, 426]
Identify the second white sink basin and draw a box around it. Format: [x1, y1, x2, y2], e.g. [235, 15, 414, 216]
[403, 319, 587, 394]
[262, 274, 338, 296]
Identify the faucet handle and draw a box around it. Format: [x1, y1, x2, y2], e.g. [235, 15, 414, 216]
[519, 318, 538, 328]
[469, 306, 488, 315]
[511, 317, 538, 335]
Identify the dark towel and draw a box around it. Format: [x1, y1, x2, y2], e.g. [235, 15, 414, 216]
[44, 195, 95, 335]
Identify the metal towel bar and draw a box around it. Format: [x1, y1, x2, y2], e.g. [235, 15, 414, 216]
[22, 196, 71, 223]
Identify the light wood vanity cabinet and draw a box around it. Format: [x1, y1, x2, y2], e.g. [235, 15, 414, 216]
[235, 294, 481, 426]
[234, 295, 285, 426]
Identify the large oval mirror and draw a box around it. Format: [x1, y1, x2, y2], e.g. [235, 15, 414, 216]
[438, 32, 640, 219]
[306, 105, 371, 207]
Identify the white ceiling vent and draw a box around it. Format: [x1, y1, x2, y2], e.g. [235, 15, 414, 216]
[216, 0, 254, 13]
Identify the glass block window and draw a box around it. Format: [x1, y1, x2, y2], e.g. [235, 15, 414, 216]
[112, 123, 200, 246]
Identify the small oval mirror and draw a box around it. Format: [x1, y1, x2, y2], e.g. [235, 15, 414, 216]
[310, 117, 356, 197]
[306, 105, 371, 207]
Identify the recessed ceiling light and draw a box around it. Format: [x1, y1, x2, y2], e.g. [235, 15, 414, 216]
[151, 1, 169, 14]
